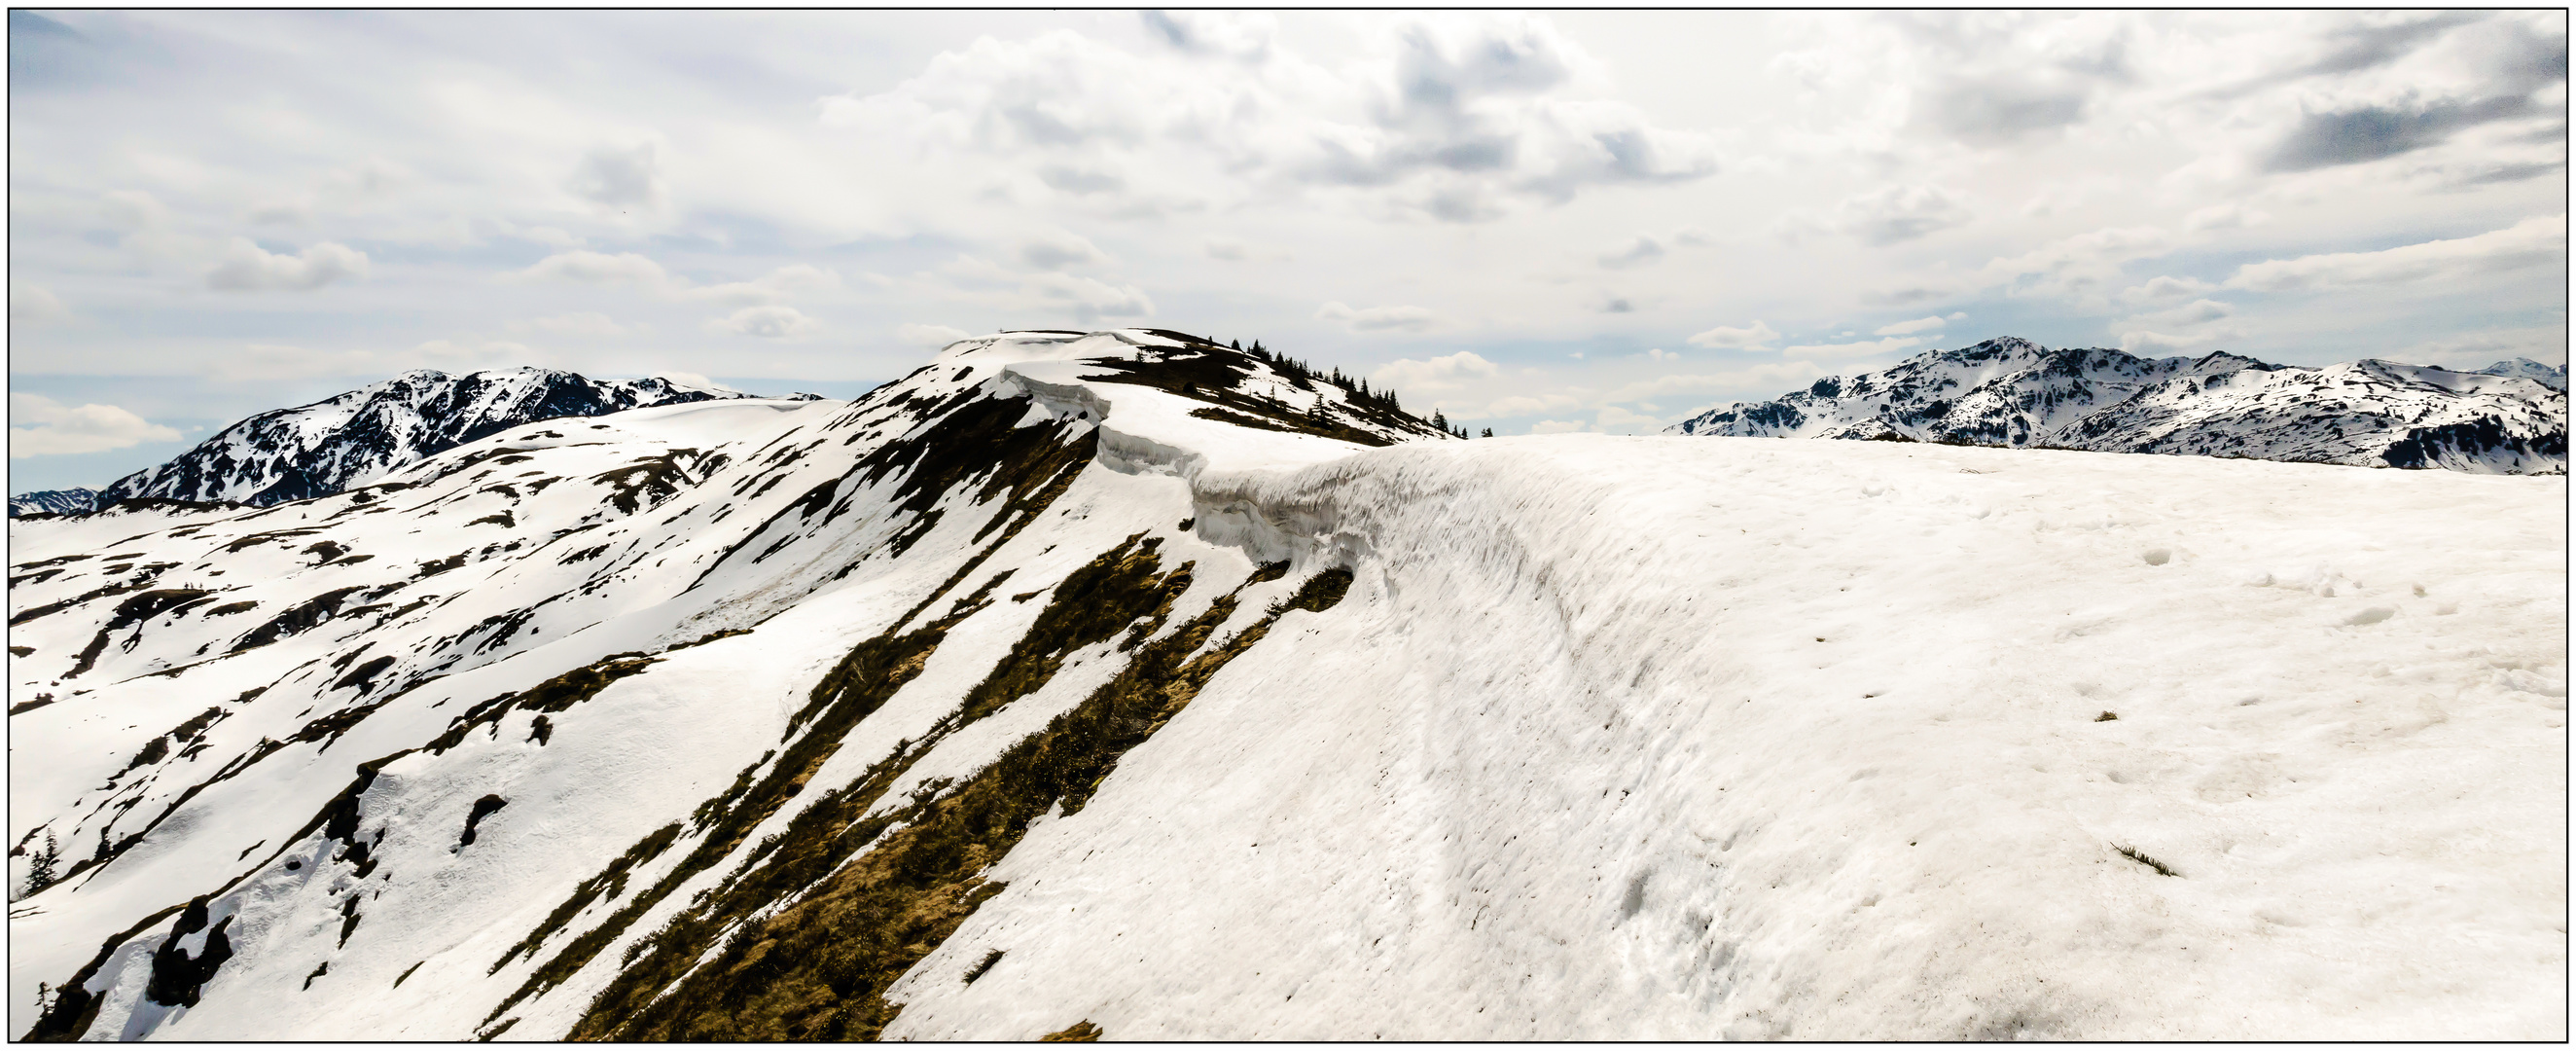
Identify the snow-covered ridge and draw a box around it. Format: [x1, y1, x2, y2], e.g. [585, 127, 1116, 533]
[7, 489, 97, 519]
[79, 368, 813, 512]
[9, 330, 2563, 1041]
[1668, 338, 2568, 475]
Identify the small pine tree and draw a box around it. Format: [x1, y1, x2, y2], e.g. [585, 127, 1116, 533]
[1431, 408, 1449, 432]
[1231, 339, 1241, 350]
[23, 833, 58, 895]
[1480, 427, 1493, 438]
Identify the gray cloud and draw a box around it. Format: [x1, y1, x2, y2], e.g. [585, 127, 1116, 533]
[2294, 12, 2486, 79]
[2266, 95, 2537, 172]
[1596, 235, 1664, 270]
[1038, 165, 1125, 195]
[570, 143, 663, 209]
[2451, 160, 2569, 188]
[1833, 185, 1973, 246]
[1917, 76, 2089, 147]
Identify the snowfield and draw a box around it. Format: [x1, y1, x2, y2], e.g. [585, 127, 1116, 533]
[9, 330, 2564, 1040]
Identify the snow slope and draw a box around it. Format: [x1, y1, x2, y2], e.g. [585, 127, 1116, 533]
[9, 330, 2564, 1040]
[1668, 338, 2568, 475]
[88, 368, 787, 511]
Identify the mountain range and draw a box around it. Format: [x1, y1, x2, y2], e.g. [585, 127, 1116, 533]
[9, 368, 809, 519]
[7, 330, 2565, 1039]
[1667, 339, 2566, 475]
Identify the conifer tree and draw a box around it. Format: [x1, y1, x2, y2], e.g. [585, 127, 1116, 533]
[1480, 427, 1494, 438]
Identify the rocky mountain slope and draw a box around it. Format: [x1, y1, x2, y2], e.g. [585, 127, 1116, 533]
[8, 489, 97, 519]
[1667, 338, 2567, 474]
[80, 369, 799, 512]
[8, 330, 2564, 1040]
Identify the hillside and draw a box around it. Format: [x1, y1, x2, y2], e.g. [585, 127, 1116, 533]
[8, 330, 2564, 1040]
[1668, 338, 2568, 474]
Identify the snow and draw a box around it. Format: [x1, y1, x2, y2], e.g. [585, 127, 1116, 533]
[1669, 338, 2568, 475]
[10, 330, 2563, 1040]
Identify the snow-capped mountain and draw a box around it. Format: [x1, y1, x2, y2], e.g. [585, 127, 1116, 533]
[9, 330, 2564, 1040]
[7, 489, 97, 519]
[2477, 357, 2569, 390]
[87, 368, 791, 511]
[1667, 338, 2568, 474]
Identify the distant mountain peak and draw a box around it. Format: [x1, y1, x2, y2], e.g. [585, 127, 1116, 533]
[85, 367, 789, 511]
[1668, 338, 2566, 475]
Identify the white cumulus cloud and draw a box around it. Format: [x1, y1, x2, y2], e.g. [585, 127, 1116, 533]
[1686, 319, 1779, 349]
[1372, 350, 1499, 391]
[2223, 214, 2564, 293]
[1318, 302, 1439, 333]
[8, 393, 183, 457]
[514, 250, 673, 288]
[205, 238, 369, 291]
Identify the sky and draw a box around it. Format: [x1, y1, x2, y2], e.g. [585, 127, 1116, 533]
[7, 10, 2567, 493]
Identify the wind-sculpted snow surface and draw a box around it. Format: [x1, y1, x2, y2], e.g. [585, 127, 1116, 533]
[1669, 338, 2568, 475]
[89, 368, 782, 511]
[8, 331, 2563, 1041]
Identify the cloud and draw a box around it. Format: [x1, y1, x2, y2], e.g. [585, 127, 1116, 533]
[1371, 350, 1497, 390]
[2183, 204, 2269, 232]
[2223, 214, 2564, 293]
[2118, 274, 2217, 304]
[1596, 235, 1665, 269]
[515, 249, 673, 288]
[1686, 319, 1778, 349]
[8, 393, 183, 457]
[1028, 272, 1154, 319]
[569, 142, 664, 209]
[205, 238, 369, 291]
[713, 305, 822, 339]
[1020, 231, 1109, 271]
[2120, 330, 2219, 354]
[1778, 336, 1923, 360]
[817, 15, 1717, 222]
[1874, 314, 1947, 336]
[1982, 224, 2171, 305]
[1528, 418, 1590, 435]
[1139, 10, 1277, 61]
[684, 264, 842, 307]
[100, 189, 167, 232]
[1038, 165, 1126, 194]
[1204, 239, 1248, 261]
[1830, 185, 1974, 246]
[2380, 323, 2571, 370]
[2264, 96, 2539, 172]
[522, 311, 628, 337]
[11, 283, 72, 325]
[1593, 359, 1832, 406]
[1318, 301, 1438, 333]
[2126, 298, 2234, 328]
[896, 322, 971, 348]
[1593, 405, 1663, 433]
[1483, 392, 1586, 417]
[924, 254, 1155, 321]
[1915, 75, 2090, 146]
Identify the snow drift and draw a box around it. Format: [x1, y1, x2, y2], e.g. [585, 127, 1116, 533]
[9, 330, 2564, 1040]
